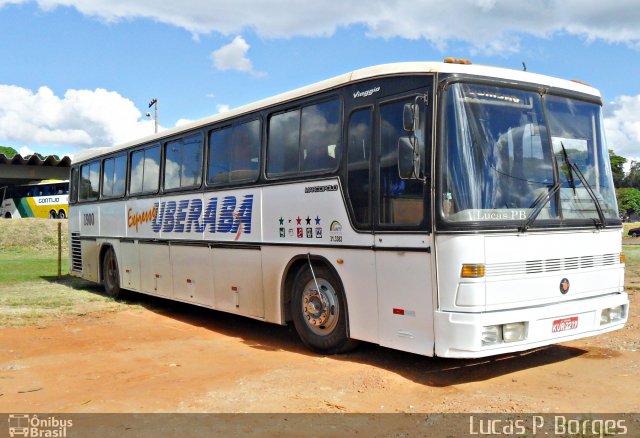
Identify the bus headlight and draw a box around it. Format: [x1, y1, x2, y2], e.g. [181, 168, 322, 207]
[502, 322, 526, 342]
[601, 305, 625, 325]
[482, 322, 527, 346]
[481, 325, 502, 346]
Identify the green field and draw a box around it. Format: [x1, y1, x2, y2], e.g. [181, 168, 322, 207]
[0, 219, 128, 327]
[623, 221, 640, 238]
[623, 244, 640, 292]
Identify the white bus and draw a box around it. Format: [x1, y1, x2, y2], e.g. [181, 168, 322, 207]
[68, 60, 628, 358]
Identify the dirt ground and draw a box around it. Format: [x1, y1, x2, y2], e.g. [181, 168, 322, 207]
[1, 287, 638, 414]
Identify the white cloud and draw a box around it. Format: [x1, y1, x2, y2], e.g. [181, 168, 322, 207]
[604, 95, 640, 167]
[211, 36, 263, 76]
[0, 84, 156, 150]
[175, 118, 194, 127]
[9, 0, 640, 53]
[18, 145, 34, 156]
[216, 104, 231, 113]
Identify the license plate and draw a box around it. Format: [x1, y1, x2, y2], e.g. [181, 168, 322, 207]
[552, 316, 578, 333]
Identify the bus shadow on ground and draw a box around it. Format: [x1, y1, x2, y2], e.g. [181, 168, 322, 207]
[44, 277, 587, 388]
[114, 289, 588, 387]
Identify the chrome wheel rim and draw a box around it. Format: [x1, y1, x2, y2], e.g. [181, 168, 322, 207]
[301, 278, 339, 335]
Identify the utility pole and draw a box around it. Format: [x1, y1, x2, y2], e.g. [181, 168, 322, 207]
[148, 98, 158, 134]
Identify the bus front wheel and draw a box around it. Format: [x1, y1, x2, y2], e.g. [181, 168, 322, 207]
[291, 264, 356, 354]
[102, 247, 121, 299]
[49, 210, 57, 219]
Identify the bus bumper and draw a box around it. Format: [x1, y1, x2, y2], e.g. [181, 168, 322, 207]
[433, 292, 629, 358]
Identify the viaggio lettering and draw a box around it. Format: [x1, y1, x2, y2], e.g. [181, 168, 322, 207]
[353, 86, 380, 99]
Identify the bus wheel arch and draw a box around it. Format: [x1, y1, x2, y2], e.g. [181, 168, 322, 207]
[100, 244, 121, 298]
[283, 255, 357, 354]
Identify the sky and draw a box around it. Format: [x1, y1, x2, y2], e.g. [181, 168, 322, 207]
[1, 0, 640, 169]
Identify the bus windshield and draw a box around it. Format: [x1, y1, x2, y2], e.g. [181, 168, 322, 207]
[441, 82, 618, 226]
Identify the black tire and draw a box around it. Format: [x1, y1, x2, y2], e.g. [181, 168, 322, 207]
[102, 247, 121, 298]
[48, 210, 57, 219]
[291, 264, 357, 354]
[3, 212, 10, 219]
[57, 210, 66, 219]
[632, 232, 639, 238]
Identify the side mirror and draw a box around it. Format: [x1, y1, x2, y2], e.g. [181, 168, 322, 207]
[403, 103, 419, 132]
[398, 136, 419, 180]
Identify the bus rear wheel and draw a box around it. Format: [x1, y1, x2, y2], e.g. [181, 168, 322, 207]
[291, 264, 356, 354]
[102, 247, 121, 299]
[57, 210, 66, 219]
[49, 210, 57, 219]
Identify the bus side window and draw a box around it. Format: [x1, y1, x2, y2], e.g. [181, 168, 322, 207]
[230, 119, 261, 183]
[267, 98, 341, 178]
[208, 120, 261, 186]
[208, 126, 232, 185]
[102, 155, 127, 198]
[267, 110, 300, 177]
[79, 160, 100, 201]
[130, 146, 160, 195]
[70, 168, 78, 202]
[347, 108, 372, 227]
[164, 133, 203, 190]
[143, 146, 160, 193]
[301, 100, 341, 173]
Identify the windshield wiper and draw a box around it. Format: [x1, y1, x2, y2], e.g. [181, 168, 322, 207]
[518, 183, 561, 233]
[559, 142, 577, 196]
[559, 142, 607, 229]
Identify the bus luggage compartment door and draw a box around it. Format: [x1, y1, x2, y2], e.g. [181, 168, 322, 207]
[212, 247, 264, 318]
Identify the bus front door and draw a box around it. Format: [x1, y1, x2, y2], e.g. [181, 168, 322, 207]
[373, 93, 435, 356]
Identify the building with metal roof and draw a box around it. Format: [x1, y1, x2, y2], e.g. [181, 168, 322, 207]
[0, 153, 71, 186]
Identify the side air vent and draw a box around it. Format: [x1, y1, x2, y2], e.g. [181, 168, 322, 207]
[71, 232, 82, 273]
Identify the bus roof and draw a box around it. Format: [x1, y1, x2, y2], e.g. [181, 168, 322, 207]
[73, 61, 601, 164]
[17, 179, 69, 186]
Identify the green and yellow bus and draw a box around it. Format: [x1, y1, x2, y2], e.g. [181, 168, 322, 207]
[1, 179, 69, 219]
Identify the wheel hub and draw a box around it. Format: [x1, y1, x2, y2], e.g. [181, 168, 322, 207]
[301, 279, 339, 335]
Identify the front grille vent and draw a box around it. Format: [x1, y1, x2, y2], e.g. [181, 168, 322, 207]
[485, 253, 619, 277]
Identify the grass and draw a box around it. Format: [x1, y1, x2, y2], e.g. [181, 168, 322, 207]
[0, 278, 127, 327]
[623, 245, 640, 292]
[0, 218, 130, 327]
[0, 249, 69, 283]
[0, 218, 69, 255]
[623, 221, 640, 237]
[0, 219, 69, 284]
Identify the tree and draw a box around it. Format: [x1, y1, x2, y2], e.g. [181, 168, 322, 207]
[616, 187, 640, 218]
[609, 150, 627, 188]
[626, 160, 640, 189]
[0, 146, 18, 158]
